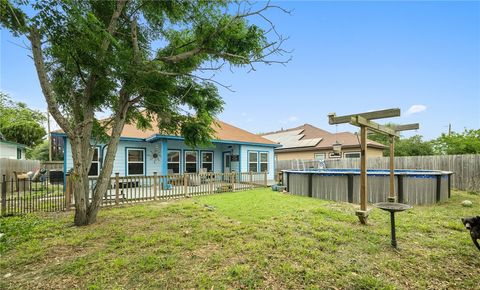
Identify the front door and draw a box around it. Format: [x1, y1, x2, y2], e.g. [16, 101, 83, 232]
[223, 153, 231, 173]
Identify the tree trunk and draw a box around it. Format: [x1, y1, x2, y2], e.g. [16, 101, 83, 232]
[69, 104, 129, 226]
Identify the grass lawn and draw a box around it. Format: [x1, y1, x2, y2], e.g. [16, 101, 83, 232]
[1, 189, 479, 289]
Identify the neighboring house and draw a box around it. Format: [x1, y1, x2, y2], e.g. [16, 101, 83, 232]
[0, 140, 27, 160]
[52, 120, 278, 182]
[262, 124, 386, 161]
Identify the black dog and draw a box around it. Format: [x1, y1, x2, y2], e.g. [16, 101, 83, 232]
[462, 216, 480, 251]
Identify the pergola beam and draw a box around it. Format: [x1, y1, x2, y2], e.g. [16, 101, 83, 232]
[393, 123, 420, 132]
[350, 116, 399, 137]
[328, 108, 400, 125]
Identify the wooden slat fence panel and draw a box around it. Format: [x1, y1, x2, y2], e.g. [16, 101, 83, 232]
[0, 158, 40, 183]
[276, 154, 480, 192]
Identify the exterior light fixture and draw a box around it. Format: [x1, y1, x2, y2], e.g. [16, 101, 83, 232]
[332, 141, 342, 154]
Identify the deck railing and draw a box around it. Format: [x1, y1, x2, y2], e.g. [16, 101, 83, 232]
[1, 171, 268, 216]
[68, 171, 268, 210]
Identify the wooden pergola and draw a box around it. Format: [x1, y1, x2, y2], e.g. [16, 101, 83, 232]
[328, 108, 419, 224]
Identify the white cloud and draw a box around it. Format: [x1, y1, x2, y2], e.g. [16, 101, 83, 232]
[278, 116, 299, 126]
[406, 104, 427, 115]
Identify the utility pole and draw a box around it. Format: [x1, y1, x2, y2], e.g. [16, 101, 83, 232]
[448, 123, 451, 136]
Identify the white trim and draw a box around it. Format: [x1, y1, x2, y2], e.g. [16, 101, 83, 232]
[201, 151, 213, 172]
[184, 150, 198, 173]
[344, 151, 361, 159]
[259, 152, 268, 173]
[167, 149, 181, 174]
[248, 151, 258, 173]
[88, 147, 100, 177]
[127, 148, 145, 176]
[314, 153, 326, 160]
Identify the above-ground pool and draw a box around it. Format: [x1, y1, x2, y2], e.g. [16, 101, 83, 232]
[282, 169, 453, 205]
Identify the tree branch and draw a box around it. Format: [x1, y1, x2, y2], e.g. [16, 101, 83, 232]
[28, 27, 72, 136]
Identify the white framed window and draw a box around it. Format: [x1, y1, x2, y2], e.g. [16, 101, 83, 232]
[167, 150, 180, 174]
[184, 150, 198, 173]
[201, 151, 213, 172]
[248, 151, 258, 172]
[329, 152, 342, 159]
[259, 152, 268, 172]
[314, 153, 326, 160]
[88, 147, 100, 176]
[344, 152, 361, 159]
[127, 148, 145, 175]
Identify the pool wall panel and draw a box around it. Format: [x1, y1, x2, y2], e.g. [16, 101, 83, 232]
[312, 175, 348, 202]
[281, 170, 451, 206]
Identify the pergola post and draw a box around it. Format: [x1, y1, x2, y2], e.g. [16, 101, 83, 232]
[356, 125, 369, 224]
[328, 108, 419, 225]
[388, 136, 396, 202]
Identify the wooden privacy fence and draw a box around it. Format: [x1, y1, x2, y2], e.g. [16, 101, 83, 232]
[0, 158, 41, 183]
[1, 171, 268, 216]
[276, 154, 480, 192]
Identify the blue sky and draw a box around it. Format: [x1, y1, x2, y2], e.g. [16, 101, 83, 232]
[1, 1, 479, 140]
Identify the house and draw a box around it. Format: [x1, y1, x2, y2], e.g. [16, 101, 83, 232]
[262, 124, 386, 161]
[51, 120, 278, 182]
[0, 139, 27, 160]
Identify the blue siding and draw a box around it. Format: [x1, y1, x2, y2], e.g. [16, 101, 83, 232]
[64, 138, 275, 178]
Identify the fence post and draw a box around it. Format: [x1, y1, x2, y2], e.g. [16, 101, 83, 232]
[115, 173, 120, 205]
[183, 173, 188, 197]
[209, 172, 214, 194]
[264, 171, 268, 187]
[65, 174, 71, 211]
[249, 171, 253, 186]
[153, 172, 158, 200]
[1, 175, 6, 216]
[231, 172, 235, 191]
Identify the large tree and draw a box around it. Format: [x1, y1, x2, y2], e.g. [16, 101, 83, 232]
[0, 92, 46, 147]
[1, 0, 289, 225]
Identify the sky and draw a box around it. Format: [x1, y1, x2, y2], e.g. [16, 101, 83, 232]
[1, 1, 479, 141]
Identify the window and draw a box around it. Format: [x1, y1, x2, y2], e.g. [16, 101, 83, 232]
[184, 151, 198, 173]
[329, 152, 342, 159]
[344, 152, 361, 159]
[17, 148, 22, 159]
[127, 148, 145, 175]
[51, 136, 65, 161]
[260, 152, 268, 172]
[167, 150, 180, 174]
[314, 153, 325, 160]
[201, 152, 213, 172]
[88, 148, 100, 176]
[248, 152, 258, 172]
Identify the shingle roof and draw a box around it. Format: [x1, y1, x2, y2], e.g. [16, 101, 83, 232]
[262, 123, 386, 150]
[54, 119, 276, 145]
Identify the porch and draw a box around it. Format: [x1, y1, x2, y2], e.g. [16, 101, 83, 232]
[68, 171, 270, 207]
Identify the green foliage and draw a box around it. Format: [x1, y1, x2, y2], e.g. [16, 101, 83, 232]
[1, 0, 286, 148]
[389, 135, 434, 157]
[26, 140, 49, 161]
[433, 129, 480, 155]
[0, 92, 46, 147]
